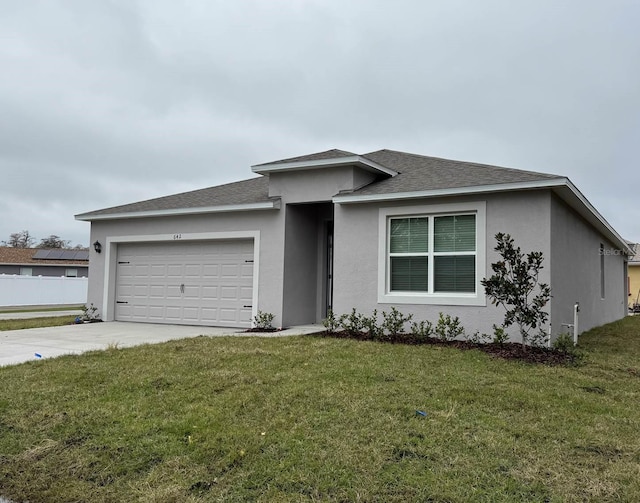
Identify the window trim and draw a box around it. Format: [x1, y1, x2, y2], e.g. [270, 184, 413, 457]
[378, 202, 486, 306]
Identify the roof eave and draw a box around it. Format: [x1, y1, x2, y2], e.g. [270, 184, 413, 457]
[75, 200, 281, 222]
[251, 155, 398, 177]
[333, 179, 568, 203]
[333, 178, 631, 254]
[557, 179, 633, 255]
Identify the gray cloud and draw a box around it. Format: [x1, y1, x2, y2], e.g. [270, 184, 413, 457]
[1, 0, 638, 246]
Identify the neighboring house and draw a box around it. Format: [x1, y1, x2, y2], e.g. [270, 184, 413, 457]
[0, 247, 89, 277]
[628, 242, 640, 312]
[76, 149, 632, 342]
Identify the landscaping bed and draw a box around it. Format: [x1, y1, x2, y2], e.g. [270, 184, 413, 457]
[315, 330, 577, 365]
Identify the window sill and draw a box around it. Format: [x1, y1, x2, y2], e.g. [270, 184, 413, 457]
[378, 291, 487, 307]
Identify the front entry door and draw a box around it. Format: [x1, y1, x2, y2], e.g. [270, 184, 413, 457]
[326, 221, 334, 315]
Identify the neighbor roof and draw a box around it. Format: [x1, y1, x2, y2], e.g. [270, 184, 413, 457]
[0, 247, 89, 267]
[628, 242, 640, 264]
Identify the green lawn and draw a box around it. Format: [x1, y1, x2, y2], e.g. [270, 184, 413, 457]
[0, 305, 83, 314]
[1, 317, 639, 502]
[0, 315, 78, 331]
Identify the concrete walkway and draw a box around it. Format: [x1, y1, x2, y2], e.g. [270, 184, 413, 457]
[0, 322, 324, 367]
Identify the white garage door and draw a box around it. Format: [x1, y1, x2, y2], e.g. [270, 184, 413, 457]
[115, 240, 254, 328]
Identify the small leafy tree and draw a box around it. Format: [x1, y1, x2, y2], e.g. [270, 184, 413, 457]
[481, 233, 551, 348]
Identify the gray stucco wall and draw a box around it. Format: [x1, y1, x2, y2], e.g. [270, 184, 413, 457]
[268, 167, 377, 202]
[282, 203, 333, 326]
[88, 209, 285, 326]
[549, 194, 626, 336]
[282, 204, 319, 326]
[332, 190, 553, 343]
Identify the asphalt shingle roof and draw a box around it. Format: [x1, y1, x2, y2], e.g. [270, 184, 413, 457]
[76, 176, 270, 219]
[0, 247, 89, 266]
[253, 149, 357, 166]
[77, 149, 564, 219]
[352, 149, 562, 196]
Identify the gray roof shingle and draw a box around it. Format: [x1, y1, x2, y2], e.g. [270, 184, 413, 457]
[76, 176, 270, 219]
[77, 149, 564, 219]
[253, 149, 357, 167]
[351, 149, 562, 196]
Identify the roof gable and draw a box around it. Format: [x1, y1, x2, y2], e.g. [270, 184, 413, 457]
[253, 149, 357, 167]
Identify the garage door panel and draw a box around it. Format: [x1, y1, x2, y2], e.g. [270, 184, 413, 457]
[149, 285, 166, 298]
[115, 240, 254, 328]
[201, 286, 219, 300]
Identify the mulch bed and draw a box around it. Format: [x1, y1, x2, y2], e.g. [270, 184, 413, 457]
[315, 330, 577, 365]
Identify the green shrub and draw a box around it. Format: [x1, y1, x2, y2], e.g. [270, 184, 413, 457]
[410, 320, 433, 339]
[322, 309, 340, 333]
[340, 308, 366, 336]
[552, 332, 576, 353]
[253, 310, 275, 330]
[466, 330, 491, 344]
[81, 303, 100, 322]
[381, 307, 413, 338]
[491, 324, 509, 345]
[435, 313, 465, 341]
[362, 309, 382, 339]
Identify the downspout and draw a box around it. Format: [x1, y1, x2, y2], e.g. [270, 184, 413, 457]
[573, 302, 580, 345]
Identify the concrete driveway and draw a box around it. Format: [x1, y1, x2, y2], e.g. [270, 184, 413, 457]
[0, 321, 323, 367]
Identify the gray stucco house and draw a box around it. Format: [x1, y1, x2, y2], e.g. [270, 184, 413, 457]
[76, 149, 632, 342]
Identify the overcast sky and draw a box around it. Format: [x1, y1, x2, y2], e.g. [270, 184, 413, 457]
[1, 0, 639, 247]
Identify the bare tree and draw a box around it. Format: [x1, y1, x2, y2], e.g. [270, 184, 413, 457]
[2, 230, 36, 248]
[37, 235, 71, 249]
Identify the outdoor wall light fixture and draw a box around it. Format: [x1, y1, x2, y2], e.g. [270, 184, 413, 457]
[93, 240, 102, 253]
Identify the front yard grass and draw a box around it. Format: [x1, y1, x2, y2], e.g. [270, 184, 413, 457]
[1, 317, 639, 502]
[0, 305, 83, 314]
[0, 316, 78, 331]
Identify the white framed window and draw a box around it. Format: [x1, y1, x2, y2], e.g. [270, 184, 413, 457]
[66, 268, 78, 278]
[378, 202, 486, 306]
[20, 267, 33, 276]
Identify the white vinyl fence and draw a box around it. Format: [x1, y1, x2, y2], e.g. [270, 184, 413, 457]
[0, 274, 88, 307]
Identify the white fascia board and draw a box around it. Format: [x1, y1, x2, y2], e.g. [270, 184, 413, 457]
[75, 200, 281, 222]
[251, 156, 398, 177]
[333, 178, 569, 204]
[334, 177, 632, 255]
[562, 180, 633, 255]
